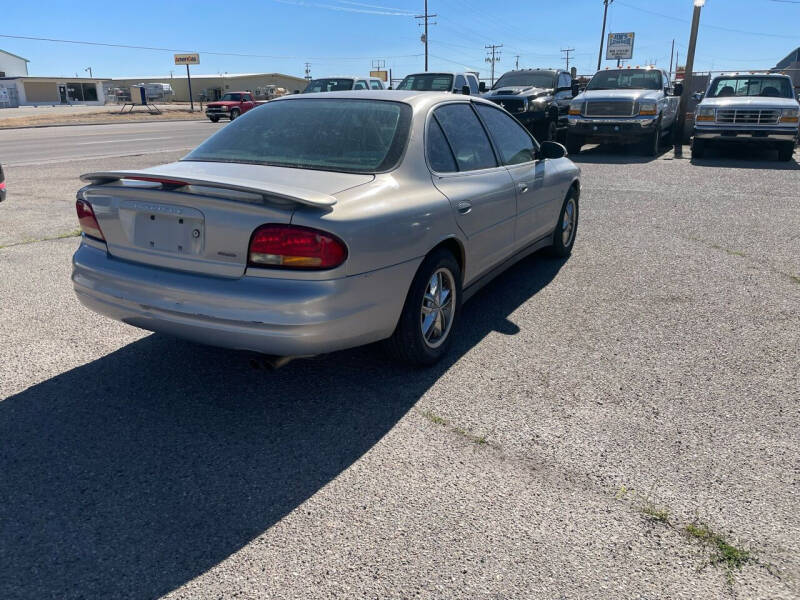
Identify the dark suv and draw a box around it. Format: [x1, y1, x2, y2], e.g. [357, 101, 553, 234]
[483, 68, 578, 141]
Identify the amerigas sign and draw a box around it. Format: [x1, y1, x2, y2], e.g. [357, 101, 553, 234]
[174, 54, 200, 65]
[606, 33, 635, 60]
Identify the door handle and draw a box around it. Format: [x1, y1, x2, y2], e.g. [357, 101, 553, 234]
[456, 200, 472, 214]
[517, 183, 529, 194]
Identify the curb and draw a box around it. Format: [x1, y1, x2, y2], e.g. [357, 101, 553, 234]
[0, 116, 209, 131]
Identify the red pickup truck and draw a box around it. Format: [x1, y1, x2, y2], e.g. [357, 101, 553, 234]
[205, 92, 266, 122]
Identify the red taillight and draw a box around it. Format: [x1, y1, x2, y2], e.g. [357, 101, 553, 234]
[76, 199, 105, 241]
[248, 224, 347, 270]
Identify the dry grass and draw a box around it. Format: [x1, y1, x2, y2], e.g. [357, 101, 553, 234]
[0, 107, 205, 129]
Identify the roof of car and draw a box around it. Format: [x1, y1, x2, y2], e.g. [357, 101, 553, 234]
[275, 89, 493, 109]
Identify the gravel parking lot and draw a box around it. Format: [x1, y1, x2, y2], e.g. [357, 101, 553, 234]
[0, 134, 798, 599]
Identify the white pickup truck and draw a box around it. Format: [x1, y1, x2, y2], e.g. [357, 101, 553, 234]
[692, 73, 799, 161]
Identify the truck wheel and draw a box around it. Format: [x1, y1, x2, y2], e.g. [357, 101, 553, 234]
[539, 120, 557, 142]
[383, 248, 462, 366]
[691, 138, 706, 159]
[229, 109, 240, 120]
[208, 116, 219, 123]
[565, 134, 583, 155]
[777, 142, 795, 162]
[642, 125, 661, 157]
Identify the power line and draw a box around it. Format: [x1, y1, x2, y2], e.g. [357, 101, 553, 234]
[0, 32, 423, 61]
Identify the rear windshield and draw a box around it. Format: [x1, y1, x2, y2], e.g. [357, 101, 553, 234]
[707, 77, 793, 98]
[184, 98, 412, 174]
[398, 73, 454, 92]
[587, 69, 662, 91]
[303, 78, 355, 93]
[220, 93, 242, 101]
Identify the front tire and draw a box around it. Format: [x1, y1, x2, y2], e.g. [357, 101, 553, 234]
[777, 142, 795, 162]
[565, 133, 583, 155]
[384, 248, 462, 366]
[208, 116, 220, 123]
[642, 124, 661, 157]
[229, 109, 240, 120]
[547, 189, 579, 257]
[691, 137, 706, 159]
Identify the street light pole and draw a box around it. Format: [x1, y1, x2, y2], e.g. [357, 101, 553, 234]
[597, 0, 613, 71]
[674, 0, 705, 158]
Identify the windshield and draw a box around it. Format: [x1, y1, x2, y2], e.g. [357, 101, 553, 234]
[492, 72, 555, 90]
[220, 93, 242, 101]
[586, 69, 662, 91]
[707, 77, 793, 99]
[303, 78, 355, 93]
[397, 73, 454, 92]
[184, 99, 412, 174]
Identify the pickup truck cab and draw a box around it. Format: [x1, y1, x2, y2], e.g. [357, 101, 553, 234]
[692, 73, 799, 161]
[483, 68, 578, 141]
[567, 67, 679, 156]
[396, 72, 480, 95]
[302, 77, 385, 93]
[205, 92, 264, 122]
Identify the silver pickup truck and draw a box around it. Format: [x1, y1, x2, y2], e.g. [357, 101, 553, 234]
[691, 73, 799, 161]
[566, 67, 679, 156]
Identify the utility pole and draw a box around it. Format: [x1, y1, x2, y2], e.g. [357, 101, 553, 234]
[514, 55, 520, 70]
[485, 44, 503, 85]
[84, 67, 92, 78]
[597, 0, 613, 71]
[675, 0, 705, 158]
[304, 62, 312, 81]
[415, 0, 437, 71]
[561, 48, 575, 71]
[668, 39, 675, 82]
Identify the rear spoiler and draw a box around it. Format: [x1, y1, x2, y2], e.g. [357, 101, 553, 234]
[80, 170, 337, 209]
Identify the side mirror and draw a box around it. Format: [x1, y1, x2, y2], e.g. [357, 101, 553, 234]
[673, 82, 684, 96]
[461, 84, 472, 96]
[479, 81, 487, 93]
[693, 91, 704, 101]
[571, 82, 580, 96]
[539, 140, 567, 159]
[388, 85, 393, 90]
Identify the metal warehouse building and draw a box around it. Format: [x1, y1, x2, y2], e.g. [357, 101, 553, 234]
[112, 72, 309, 102]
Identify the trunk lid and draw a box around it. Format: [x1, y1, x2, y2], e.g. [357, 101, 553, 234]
[80, 161, 374, 278]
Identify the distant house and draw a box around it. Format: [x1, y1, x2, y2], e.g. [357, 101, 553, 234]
[773, 47, 800, 90]
[0, 49, 29, 78]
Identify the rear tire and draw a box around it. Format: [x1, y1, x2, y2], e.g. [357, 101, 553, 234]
[383, 248, 462, 366]
[565, 134, 583, 155]
[547, 188, 579, 257]
[777, 142, 795, 162]
[230, 109, 240, 121]
[691, 137, 706, 159]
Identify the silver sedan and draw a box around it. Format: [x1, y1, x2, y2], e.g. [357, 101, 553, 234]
[72, 91, 580, 364]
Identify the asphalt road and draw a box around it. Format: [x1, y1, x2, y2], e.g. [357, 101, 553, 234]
[0, 119, 222, 167]
[0, 127, 798, 599]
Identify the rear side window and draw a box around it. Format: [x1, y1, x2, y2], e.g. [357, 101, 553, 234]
[475, 104, 536, 165]
[427, 118, 457, 173]
[433, 104, 497, 171]
[369, 79, 383, 90]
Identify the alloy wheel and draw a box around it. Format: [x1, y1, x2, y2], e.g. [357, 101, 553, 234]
[420, 268, 456, 349]
[562, 198, 577, 247]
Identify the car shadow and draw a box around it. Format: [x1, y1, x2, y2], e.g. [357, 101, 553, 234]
[569, 142, 673, 164]
[0, 252, 567, 599]
[689, 143, 799, 169]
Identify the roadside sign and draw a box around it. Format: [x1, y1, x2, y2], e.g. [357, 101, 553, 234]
[370, 70, 388, 82]
[606, 33, 635, 60]
[174, 53, 200, 66]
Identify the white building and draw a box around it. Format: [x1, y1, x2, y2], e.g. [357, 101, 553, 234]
[0, 49, 29, 78]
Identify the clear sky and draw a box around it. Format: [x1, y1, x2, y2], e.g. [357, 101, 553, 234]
[1, 0, 798, 81]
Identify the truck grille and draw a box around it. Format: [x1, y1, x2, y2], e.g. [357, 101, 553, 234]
[585, 100, 635, 117]
[491, 97, 526, 113]
[715, 109, 780, 125]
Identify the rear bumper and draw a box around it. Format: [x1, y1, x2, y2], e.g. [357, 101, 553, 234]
[693, 126, 797, 142]
[72, 242, 421, 356]
[567, 116, 658, 141]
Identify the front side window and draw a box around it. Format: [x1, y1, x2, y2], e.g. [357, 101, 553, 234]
[558, 73, 572, 89]
[303, 78, 355, 93]
[221, 93, 243, 101]
[475, 104, 536, 165]
[707, 77, 793, 98]
[354, 80, 368, 90]
[369, 79, 383, 90]
[467, 75, 480, 94]
[455, 75, 467, 93]
[398, 74, 454, 92]
[433, 103, 497, 171]
[586, 69, 662, 91]
[185, 98, 412, 174]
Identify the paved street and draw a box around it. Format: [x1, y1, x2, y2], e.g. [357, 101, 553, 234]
[0, 125, 798, 599]
[0, 119, 221, 166]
